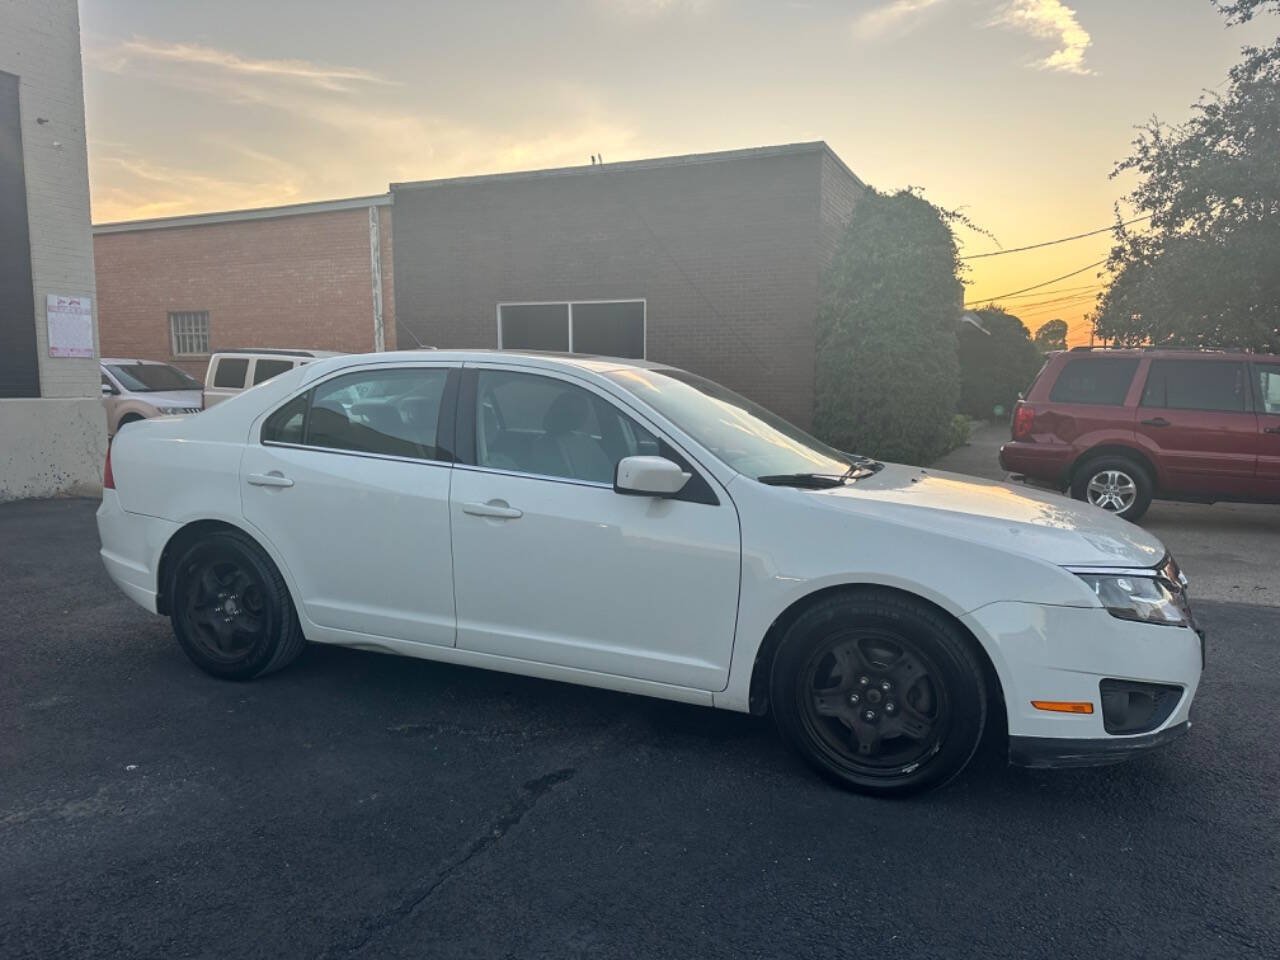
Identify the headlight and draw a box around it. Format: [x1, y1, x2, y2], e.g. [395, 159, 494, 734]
[1072, 570, 1187, 627]
[156, 407, 187, 415]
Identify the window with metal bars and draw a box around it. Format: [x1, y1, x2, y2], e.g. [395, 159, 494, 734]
[169, 311, 209, 356]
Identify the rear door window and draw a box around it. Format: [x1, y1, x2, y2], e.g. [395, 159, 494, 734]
[1253, 364, 1280, 415]
[212, 358, 249, 389]
[1141, 359, 1248, 412]
[1047, 357, 1139, 405]
[306, 367, 450, 460]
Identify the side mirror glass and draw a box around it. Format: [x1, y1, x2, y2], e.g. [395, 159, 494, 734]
[614, 455, 691, 498]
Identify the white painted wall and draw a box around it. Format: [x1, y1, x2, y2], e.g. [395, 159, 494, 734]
[1, 0, 105, 499]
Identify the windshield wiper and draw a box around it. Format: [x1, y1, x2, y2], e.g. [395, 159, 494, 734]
[757, 472, 848, 488]
[759, 459, 884, 489]
[839, 457, 884, 481]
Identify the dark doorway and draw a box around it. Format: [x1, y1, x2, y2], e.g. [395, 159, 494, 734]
[0, 70, 40, 398]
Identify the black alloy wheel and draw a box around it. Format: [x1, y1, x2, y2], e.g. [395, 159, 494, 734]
[771, 590, 987, 797]
[799, 629, 949, 774]
[170, 530, 306, 680]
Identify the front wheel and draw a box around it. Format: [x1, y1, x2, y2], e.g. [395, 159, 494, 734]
[169, 530, 306, 680]
[1071, 455, 1153, 522]
[770, 591, 987, 797]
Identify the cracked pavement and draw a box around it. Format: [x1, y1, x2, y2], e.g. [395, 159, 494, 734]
[3, 498, 1279, 959]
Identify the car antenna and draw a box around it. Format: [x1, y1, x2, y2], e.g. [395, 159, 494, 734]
[396, 318, 427, 349]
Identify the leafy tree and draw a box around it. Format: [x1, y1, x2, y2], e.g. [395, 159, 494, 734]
[1033, 318, 1070, 352]
[957, 308, 1042, 420]
[1214, 0, 1280, 23]
[1093, 2, 1280, 350]
[815, 189, 962, 465]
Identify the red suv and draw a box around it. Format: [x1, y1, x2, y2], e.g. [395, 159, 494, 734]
[1000, 348, 1280, 521]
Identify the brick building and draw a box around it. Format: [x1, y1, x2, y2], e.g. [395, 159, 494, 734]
[391, 142, 863, 428]
[92, 141, 863, 428]
[94, 195, 396, 378]
[1, 0, 105, 500]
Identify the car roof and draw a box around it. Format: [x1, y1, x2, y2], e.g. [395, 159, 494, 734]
[100, 357, 177, 366]
[307, 349, 676, 374]
[1059, 347, 1267, 361]
[212, 348, 345, 358]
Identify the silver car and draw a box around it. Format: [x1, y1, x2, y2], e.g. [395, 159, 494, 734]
[100, 358, 203, 436]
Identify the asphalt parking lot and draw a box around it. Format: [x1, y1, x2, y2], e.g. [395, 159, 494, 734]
[3, 498, 1278, 960]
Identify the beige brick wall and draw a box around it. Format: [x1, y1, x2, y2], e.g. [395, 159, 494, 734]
[1, 0, 99, 399]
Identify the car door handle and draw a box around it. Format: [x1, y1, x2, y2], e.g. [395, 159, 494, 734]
[246, 472, 295, 488]
[1141, 417, 1170, 427]
[461, 500, 523, 520]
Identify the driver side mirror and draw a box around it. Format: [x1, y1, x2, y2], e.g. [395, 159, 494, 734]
[614, 456, 690, 498]
[101, 382, 117, 396]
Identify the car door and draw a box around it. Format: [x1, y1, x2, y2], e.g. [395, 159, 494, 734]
[1135, 358, 1257, 497]
[1253, 359, 1280, 493]
[240, 363, 459, 646]
[449, 364, 741, 691]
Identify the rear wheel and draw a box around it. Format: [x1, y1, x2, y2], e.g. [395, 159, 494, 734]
[1071, 455, 1152, 522]
[169, 530, 306, 680]
[770, 591, 987, 797]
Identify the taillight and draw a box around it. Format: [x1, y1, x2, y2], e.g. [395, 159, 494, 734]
[103, 442, 115, 489]
[1012, 402, 1035, 441]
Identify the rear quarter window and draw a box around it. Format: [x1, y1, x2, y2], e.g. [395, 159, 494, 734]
[212, 357, 249, 389]
[1047, 357, 1139, 406]
[252, 359, 294, 385]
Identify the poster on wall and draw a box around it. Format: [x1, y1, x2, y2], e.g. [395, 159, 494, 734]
[47, 295, 94, 358]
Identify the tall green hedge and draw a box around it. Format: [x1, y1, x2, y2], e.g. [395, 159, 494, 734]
[814, 190, 963, 465]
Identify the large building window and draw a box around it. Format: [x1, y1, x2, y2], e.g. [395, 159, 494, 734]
[498, 300, 644, 359]
[169, 311, 210, 356]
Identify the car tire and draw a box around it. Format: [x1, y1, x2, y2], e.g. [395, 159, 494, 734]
[169, 529, 306, 680]
[117, 414, 145, 429]
[769, 590, 987, 798]
[1071, 455, 1153, 522]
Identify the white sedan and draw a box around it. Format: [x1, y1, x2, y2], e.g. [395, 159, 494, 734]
[97, 351, 1203, 796]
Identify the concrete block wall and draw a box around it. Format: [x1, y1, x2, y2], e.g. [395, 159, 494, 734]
[0, 0, 106, 501]
[1, 0, 100, 398]
[392, 144, 864, 429]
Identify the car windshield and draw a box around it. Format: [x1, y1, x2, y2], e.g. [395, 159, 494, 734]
[604, 367, 855, 480]
[107, 363, 201, 392]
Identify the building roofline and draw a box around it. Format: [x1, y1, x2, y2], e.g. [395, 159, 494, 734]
[93, 193, 393, 234]
[391, 141, 866, 191]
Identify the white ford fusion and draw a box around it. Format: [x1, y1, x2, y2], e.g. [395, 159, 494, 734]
[97, 351, 1203, 796]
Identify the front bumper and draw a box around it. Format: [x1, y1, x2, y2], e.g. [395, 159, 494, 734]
[961, 600, 1202, 764]
[1009, 721, 1190, 769]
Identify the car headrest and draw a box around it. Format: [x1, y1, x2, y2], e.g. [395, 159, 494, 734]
[543, 391, 590, 435]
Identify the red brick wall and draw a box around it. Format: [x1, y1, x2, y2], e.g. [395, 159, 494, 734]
[95, 205, 395, 379]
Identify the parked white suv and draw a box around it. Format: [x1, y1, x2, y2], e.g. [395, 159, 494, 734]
[202, 349, 342, 407]
[97, 350, 1203, 796]
[100, 358, 204, 436]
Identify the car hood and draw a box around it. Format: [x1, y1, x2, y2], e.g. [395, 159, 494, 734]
[123, 389, 203, 408]
[809, 464, 1166, 568]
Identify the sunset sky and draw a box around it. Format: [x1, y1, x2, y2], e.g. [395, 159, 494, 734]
[80, 0, 1278, 344]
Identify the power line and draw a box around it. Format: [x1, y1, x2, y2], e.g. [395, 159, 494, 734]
[1001, 289, 1103, 312]
[960, 216, 1151, 260]
[984, 282, 1100, 303]
[965, 258, 1109, 306]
